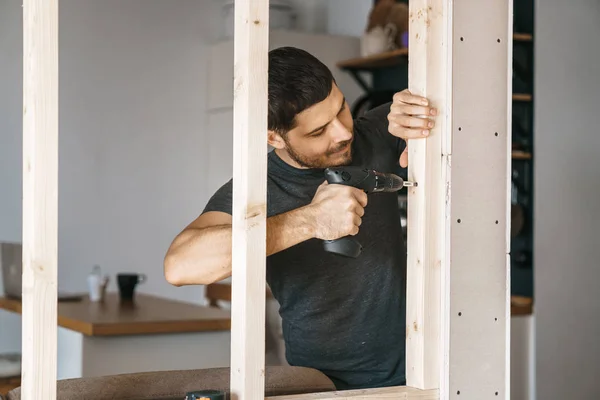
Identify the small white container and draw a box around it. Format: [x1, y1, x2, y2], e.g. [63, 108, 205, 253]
[87, 265, 108, 302]
[87, 274, 102, 302]
[221, 0, 295, 39]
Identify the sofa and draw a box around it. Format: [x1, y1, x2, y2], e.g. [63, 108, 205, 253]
[4, 366, 335, 400]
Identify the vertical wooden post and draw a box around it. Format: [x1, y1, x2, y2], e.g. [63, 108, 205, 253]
[21, 0, 59, 399]
[230, 1, 270, 400]
[406, 0, 512, 399]
[405, 0, 452, 391]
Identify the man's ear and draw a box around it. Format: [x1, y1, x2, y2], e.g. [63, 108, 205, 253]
[267, 130, 286, 149]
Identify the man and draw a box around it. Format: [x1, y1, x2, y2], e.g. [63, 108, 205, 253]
[164, 47, 437, 390]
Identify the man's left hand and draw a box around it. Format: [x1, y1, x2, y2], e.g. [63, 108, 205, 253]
[387, 89, 437, 168]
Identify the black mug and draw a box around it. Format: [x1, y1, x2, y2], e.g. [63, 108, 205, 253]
[117, 273, 147, 301]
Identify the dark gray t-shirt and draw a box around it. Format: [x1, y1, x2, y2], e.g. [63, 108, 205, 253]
[202, 103, 407, 390]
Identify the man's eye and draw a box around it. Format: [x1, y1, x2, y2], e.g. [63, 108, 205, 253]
[311, 129, 325, 137]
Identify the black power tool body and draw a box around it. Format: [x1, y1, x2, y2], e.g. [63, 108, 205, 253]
[322, 166, 416, 258]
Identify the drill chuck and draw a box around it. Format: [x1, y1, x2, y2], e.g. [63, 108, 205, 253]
[371, 170, 406, 192]
[324, 167, 413, 193]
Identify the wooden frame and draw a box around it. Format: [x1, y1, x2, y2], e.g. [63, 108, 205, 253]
[20, 0, 511, 399]
[21, 0, 59, 398]
[230, 1, 270, 399]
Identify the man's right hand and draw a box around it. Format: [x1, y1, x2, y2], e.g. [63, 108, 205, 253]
[308, 181, 368, 241]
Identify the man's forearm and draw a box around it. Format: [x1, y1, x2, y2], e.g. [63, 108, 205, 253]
[164, 224, 233, 285]
[165, 205, 317, 286]
[266, 204, 316, 256]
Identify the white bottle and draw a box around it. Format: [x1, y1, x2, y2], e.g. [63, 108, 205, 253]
[87, 265, 103, 302]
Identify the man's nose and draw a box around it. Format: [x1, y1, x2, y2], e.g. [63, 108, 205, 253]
[330, 119, 352, 143]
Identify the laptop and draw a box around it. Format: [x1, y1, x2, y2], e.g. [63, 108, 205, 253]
[1, 242, 83, 301]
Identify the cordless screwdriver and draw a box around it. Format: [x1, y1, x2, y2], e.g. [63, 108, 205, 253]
[322, 166, 416, 258]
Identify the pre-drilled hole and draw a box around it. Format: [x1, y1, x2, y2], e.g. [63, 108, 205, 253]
[458, 127, 462, 131]
[457, 390, 461, 395]
[497, 38, 501, 43]
[495, 317, 498, 321]
[495, 392, 499, 396]
[457, 219, 461, 223]
[460, 37, 464, 41]
[495, 132, 499, 136]
[458, 312, 462, 316]
[496, 220, 499, 224]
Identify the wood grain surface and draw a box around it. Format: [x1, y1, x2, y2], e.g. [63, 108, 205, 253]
[0, 292, 231, 336]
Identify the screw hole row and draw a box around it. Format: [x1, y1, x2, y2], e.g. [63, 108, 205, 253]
[457, 312, 500, 322]
[459, 37, 502, 43]
[456, 391, 499, 395]
[457, 128, 500, 137]
[456, 219, 500, 224]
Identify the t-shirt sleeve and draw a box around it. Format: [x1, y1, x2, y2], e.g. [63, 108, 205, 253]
[356, 101, 406, 159]
[202, 179, 233, 215]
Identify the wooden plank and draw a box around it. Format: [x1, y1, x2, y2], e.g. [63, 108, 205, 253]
[229, 1, 269, 400]
[267, 386, 439, 400]
[449, 0, 512, 398]
[405, 0, 452, 392]
[21, 0, 59, 398]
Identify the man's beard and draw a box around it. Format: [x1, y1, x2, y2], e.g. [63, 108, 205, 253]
[284, 137, 353, 169]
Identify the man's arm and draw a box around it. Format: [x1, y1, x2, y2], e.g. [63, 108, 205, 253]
[164, 206, 316, 286]
[163, 182, 368, 286]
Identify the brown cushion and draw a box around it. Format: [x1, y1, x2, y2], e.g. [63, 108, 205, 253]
[7, 366, 335, 400]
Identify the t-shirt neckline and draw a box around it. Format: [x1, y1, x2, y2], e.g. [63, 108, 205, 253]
[268, 149, 325, 178]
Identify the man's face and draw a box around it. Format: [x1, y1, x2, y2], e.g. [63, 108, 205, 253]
[269, 84, 354, 169]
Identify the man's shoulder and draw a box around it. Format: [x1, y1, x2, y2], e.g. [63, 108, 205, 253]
[201, 161, 298, 217]
[202, 178, 233, 215]
[352, 101, 405, 163]
[354, 102, 392, 134]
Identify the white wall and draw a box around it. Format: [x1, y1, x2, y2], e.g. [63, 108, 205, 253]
[326, 0, 373, 37]
[0, 0, 23, 245]
[0, 0, 215, 349]
[534, 0, 600, 399]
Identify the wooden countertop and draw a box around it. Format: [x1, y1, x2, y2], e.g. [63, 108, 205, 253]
[0, 292, 231, 336]
[1, 291, 531, 337]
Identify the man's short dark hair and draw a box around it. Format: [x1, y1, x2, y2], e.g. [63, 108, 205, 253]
[268, 47, 336, 134]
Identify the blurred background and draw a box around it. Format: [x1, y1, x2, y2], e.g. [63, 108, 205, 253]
[1, 1, 598, 399]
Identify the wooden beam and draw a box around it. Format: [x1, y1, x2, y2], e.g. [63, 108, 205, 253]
[267, 386, 439, 400]
[229, 1, 270, 400]
[406, 0, 511, 398]
[21, 0, 59, 399]
[405, 0, 451, 391]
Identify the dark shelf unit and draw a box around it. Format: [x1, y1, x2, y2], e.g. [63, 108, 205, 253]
[338, 0, 535, 298]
